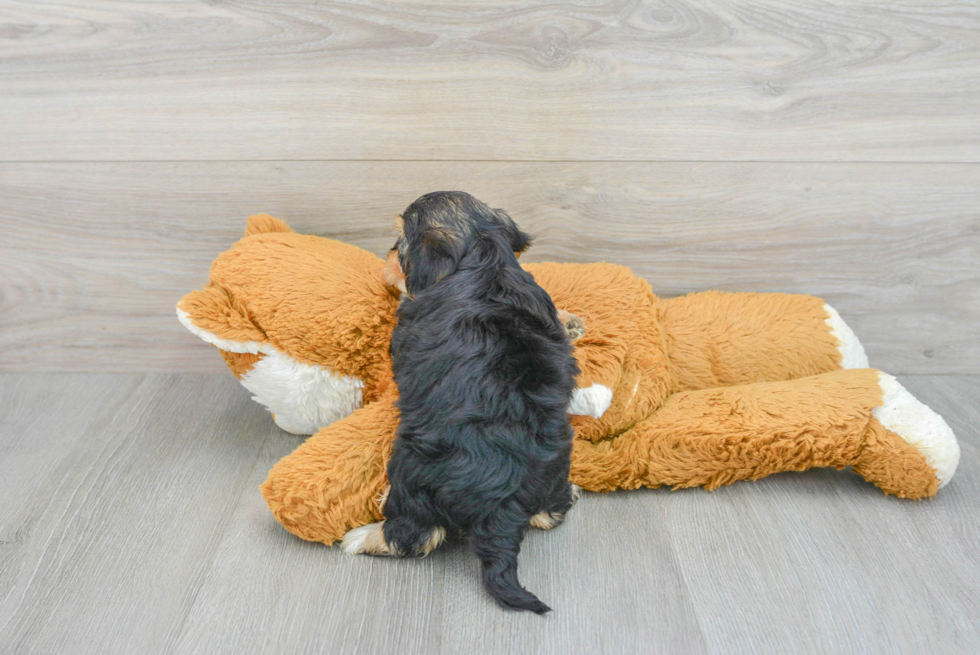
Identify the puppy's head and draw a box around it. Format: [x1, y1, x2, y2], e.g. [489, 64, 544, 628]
[385, 191, 532, 297]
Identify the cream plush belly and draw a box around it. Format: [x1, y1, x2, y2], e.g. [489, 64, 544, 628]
[240, 349, 365, 435]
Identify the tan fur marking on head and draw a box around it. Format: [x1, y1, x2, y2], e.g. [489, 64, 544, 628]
[423, 227, 457, 248]
[393, 215, 404, 235]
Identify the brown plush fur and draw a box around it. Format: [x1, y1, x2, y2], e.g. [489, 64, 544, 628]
[178, 215, 944, 546]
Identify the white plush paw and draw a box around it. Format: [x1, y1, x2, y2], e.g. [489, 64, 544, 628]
[567, 384, 613, 418]
[874, 373, 960, 488]
[824, 303, 869, 369]
[340, 522, 389, 555]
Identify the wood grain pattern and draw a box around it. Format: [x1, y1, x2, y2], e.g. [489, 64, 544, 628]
[0, 373, 142, 536]
[1, 373, 977, 653]
[1, 1, 978, 162]
[2, 161, 977, 374]
[0, 373, 275, 654]
[172, 427, 450, 655]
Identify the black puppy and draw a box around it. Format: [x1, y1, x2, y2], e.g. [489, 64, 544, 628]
[342, 191, 580, 614]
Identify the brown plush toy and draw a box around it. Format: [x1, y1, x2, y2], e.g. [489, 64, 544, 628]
[177, 215, 960, 546]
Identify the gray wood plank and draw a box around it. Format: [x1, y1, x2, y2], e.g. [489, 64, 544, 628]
[438, 491, 709, 655]
[0, 374, 273, 655]
[1, 1, 978, 162]
[1, 374, 976, 653]
[176, 375, 978, 655]
[0, 373, 142, 535]
[902, 376, 980, 562]
[170, 430, 449, 655]
[665, 375, 980, 655]
[2, 161, 977, 374]
[174, 440, 708, 655]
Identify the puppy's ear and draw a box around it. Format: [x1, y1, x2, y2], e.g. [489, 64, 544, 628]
[404, 228, 461, 296]
[393, 214, 404, 235]
[493, 208, 533, 255]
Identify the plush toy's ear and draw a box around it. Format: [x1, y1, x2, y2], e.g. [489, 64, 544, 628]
[176, 285, 270, 354]
[245, 214, 293, 237]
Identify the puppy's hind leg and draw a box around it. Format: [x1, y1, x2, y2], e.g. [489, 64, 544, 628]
[470, 508, 550, 614]
[341, 519, 446, 557]
[530, 482, 581, 530]
[385, 516, 447, 558]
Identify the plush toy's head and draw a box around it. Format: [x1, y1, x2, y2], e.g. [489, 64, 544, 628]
[177, 215, 399, 434]
[178, 215, 673, 437]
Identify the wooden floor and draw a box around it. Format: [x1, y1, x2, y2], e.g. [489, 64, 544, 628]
[0, 372, 977, 654]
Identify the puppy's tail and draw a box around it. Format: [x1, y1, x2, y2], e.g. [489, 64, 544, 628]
[470, 517, 550, 615]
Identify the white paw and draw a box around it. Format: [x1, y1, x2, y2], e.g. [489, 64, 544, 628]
[874, 373, 960, 488]
[824, 303, 869, 369]
[340, 522, 386, 555]
[567, 384, 613, 419]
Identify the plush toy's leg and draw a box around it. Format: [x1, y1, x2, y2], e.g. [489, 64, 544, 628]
[661, 291, 868, 393]
[570, 369, 958, 499]
[260, 395, 400, 545]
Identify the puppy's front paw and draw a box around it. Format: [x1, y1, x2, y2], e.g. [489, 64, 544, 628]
[557, 310, 586, 341]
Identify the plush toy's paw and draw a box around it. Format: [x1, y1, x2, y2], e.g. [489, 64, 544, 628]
[567, 384, 613, 418]
[874, 373, 960, 488]
[341, 522, 393, 556]
[824, 303, 869, 369]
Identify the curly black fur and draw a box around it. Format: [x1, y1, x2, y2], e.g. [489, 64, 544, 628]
[384, 191, 579, 614]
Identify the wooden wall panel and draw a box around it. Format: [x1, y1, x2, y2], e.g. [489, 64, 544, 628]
[1, 1, 977, 162]
[1, 161, 976, 373]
